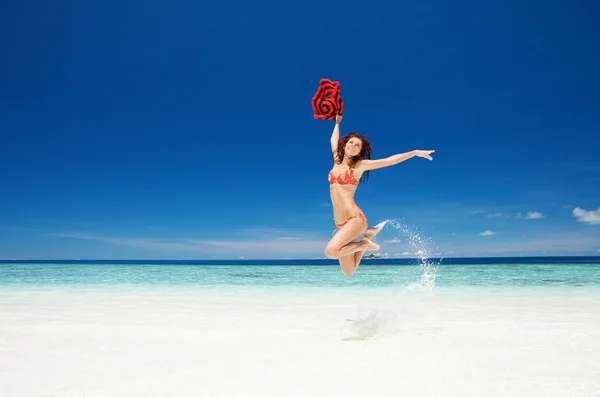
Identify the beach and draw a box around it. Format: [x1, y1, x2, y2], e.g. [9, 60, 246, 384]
[1, 261, 599, 396]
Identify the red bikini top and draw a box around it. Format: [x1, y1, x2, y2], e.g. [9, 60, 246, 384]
[328, 168, 358, 186]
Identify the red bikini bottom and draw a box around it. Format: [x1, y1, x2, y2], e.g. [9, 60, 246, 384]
[335, 212, 367, 231]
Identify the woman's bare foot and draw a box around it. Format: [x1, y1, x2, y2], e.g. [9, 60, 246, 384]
[361, 238, 380, 252]
[364, 220, 389, 240]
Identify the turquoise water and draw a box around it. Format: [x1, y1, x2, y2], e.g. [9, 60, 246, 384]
[2, 259, 600, 397]
[1, 258, 599, 291]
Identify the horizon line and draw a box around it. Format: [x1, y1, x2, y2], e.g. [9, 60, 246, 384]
[2, 254, 600, 262]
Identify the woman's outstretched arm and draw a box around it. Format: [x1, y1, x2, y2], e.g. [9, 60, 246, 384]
[359, 150, 435, 171]
[330, 114, 342, 161]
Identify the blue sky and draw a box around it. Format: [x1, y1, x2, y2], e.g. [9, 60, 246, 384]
[1, 0, 599, 259]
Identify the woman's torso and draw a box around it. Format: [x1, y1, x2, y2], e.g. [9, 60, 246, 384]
[328, 163, 364, 222]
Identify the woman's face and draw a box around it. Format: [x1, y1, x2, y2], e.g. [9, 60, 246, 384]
[345, 137, 362, 157]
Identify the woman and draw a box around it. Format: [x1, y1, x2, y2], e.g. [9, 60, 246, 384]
[324, 114, 435, 276]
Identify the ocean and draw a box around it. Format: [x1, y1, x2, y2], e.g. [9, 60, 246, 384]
[1, 257, 599, 396]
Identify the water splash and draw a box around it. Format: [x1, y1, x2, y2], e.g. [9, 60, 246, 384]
[341, 310, 382, 340]
[386, 219, 440, 292]
[341, 219, 442, 340]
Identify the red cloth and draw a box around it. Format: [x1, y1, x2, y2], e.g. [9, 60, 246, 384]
[312, 79, 344, 120]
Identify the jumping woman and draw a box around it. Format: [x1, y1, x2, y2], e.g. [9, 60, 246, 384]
[324, 114, 435, 276]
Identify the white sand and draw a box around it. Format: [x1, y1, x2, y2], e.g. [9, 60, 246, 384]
[1, 287, 599, 397]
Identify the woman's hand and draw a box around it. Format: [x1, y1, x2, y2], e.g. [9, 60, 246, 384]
[415, 150, 435, 160]
[335, 114, 343, 124]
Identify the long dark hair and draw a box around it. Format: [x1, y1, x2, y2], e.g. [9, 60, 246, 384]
[333, 132, 373, 183]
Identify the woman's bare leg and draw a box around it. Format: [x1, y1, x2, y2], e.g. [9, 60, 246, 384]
[324, 218, 380, 276]
[352, 220, 389, 271]
[334, 239, 379, 259]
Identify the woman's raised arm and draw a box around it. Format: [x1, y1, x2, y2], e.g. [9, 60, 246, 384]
[359, 150, 435, 171]
[330, 114, 342, 161]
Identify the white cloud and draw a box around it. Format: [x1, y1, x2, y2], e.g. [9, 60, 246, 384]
[573, 207, 600, 225]
[52, 232, 202, 252]
[383, 237, 402, 243]
[470, 210, 485, 215]
[402, 250, 425, 256]
[479, 230, 495, 236]
[525, 211, 545, 220]
[487, 213, 502, 218]
[236, 227, 300, 236]
[51, 232, 327, 258]
[439, 233, 600, 257]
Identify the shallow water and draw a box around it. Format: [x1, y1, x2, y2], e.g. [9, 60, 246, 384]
[1, 260, 599, 396]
